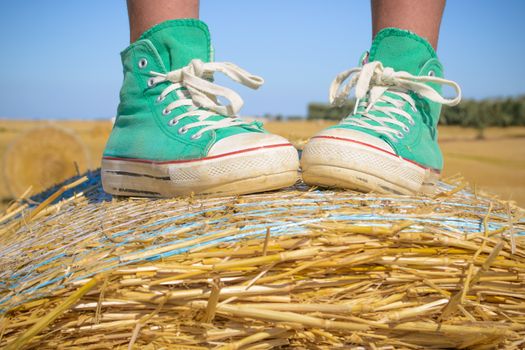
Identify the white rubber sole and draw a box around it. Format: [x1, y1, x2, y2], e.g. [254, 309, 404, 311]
[102, 144, 300, 197]
[301, 136, 440, 195]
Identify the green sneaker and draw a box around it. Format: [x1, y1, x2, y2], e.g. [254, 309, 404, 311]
[301, 28, 461, 195]
[102, 19, 299, 197]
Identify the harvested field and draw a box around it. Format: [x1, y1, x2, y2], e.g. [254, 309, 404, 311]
[264, 121, 525, 207]
[0, 119, 524, 207]
[0, 171, 524, 349]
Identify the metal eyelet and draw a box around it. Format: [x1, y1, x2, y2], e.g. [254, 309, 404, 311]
[396, 131, 405, 139]
[162, 108, 171, 116]
[402, 125, 410, 132]
[191, 133, 202, 140]
[168, 119, 178, 126]
[138, 58, 148, 69]
[409, 119, 416, 126]
[428, 70, 435, 77]
[147, 78, 156, 88]
[178, 127, 188, 135]
[157, 95, 166, 103]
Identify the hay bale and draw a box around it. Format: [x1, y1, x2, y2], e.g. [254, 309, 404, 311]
[2, 125, 90, 198]
[0, 171, 524, 349]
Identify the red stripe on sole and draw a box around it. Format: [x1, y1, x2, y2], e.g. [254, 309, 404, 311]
[103, 143, 294, 165]
[311, 135, 441, 174]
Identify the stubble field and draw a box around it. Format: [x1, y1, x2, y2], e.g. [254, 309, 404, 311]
[0, 119, 524, 207]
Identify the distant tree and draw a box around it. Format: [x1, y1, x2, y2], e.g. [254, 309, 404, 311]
[308, 101, 355, 120]
[309, 95, 525, 128]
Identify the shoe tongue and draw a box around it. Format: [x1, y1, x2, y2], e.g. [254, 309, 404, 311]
[139, 19, 211, 71]
[368, 28, 436, 75]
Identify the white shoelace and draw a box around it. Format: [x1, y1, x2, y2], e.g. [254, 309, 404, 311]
[149, 59, 264, 139]
[329, 61, 462, 141]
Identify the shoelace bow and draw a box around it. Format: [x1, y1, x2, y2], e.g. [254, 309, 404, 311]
[149, 59, 264, 139]
[329, 61, 462, 141]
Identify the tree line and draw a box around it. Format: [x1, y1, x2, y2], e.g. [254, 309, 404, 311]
[306, 95, 525, 128]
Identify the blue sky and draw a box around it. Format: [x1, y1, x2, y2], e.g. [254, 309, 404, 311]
[0, 0, 524, 119]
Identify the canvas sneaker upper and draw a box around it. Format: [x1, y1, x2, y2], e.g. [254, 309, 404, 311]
[103, 19, 287, 163]
[101, 19, 299, 197]
[325, 28, 461, 172]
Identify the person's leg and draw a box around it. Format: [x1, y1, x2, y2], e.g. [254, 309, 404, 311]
[127, 0, 199, 42]
[371, 0, 445, 49]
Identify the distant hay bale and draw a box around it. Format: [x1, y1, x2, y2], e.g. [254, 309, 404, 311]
[2, 125, 90, 198]
[0, 171, 524, 349]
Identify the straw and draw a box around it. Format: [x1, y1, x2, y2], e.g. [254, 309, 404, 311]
[0, 170, 524, 349]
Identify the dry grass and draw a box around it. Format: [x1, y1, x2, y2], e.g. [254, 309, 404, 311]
[0, 171, 524, 349]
